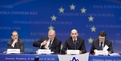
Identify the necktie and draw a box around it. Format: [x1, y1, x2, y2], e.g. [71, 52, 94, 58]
[48, 41, 52, 49]
[73, 40, 76, 49]
[100, 42, 103, 50]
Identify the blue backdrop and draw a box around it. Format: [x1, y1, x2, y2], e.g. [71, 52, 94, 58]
[0, 0, 121, 53]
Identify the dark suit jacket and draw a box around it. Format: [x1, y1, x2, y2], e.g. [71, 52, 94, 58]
[33, 36, 61, 54]
[7, 39, 24, 52]
[90, 39, 114, 54]
[62, 37, 86, 54]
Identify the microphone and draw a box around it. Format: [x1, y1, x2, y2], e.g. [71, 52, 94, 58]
[34, 56, 39, 61]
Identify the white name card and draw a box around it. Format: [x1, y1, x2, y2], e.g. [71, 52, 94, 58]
[109, 53, 120, 56]
[103, 45, 109, 51]
[67, 50, 80, 54]
[7, 49, 20, 54]
[95, 50, 108, 56]
[36, 49, 51, 54]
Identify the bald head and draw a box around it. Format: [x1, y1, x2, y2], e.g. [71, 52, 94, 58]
[71, 29, 78, 39]
[48, 30, 56, 40]
[71, 29, 78, 33]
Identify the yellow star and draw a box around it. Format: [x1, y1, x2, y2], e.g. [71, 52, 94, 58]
[51, 15, 57, 21]
[81, 7, 86, 13]
[91, 26, 96, 32]
[48, 25, 54, 30]
[88, 37, 93, 43]
[88, 16, 94, 22]
[61, 45, 63, 50]
[59, 7, 64, 13]
[70, 4, 75, 10]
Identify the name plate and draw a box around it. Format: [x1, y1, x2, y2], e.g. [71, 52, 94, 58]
[7, 49, 20, 54]
[36, 49, 51, 54]
[67, 50, 79, 54]
[95, 50, 108, 56]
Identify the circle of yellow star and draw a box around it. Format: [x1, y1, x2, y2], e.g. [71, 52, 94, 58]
[88, 37, 93, 43]
[91, 26, 96, 32]
[48, 25, 54, 30]
[51, 15, 57, 21]
[70, 4, 75, 10]
[59, 7, 64, 13]
[88, 16, 94, 22]
[81, 7, 86, 13]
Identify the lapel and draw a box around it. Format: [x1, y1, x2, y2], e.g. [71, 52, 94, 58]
[49, 38, 55, 48]
[70, 38, 75, 48]
[76, 38, 79, 48]
[71, 37, 78, 48]
[9, 40, 13, 45]
[97, 40, 100, 49]
[16, 41, 19, 48]
[104, 40, 107, 47]
[15, 42, 19, 48]
[15, 39, 20, 48]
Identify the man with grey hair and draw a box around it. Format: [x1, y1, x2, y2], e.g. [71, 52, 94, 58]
[62, 29, 86, 54]
[7, 31, 24, 53]
[33, 30, 61, 54]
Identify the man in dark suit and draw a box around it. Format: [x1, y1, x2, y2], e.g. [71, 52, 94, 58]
[90, 31, 114, 55]
[62, 29, 86, 54]
[33, 30, 61, 54]
[7, 31, 24, 53]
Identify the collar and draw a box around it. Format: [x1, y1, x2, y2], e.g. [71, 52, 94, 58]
[48, 38, 54, 42]
[72, 38, 77, 41]
[99, 41, 104, 44]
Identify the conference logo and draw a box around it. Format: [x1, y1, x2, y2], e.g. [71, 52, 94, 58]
[70, 57, 79, 61]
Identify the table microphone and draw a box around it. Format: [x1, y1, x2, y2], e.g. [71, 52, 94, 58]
[34, 56, 39, 61]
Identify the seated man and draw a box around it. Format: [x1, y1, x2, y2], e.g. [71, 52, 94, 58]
[7, 31, 24, 53]
[33, 30, 61, 54]
[90, 31, 114, 55]
[62, 29, 86, 54]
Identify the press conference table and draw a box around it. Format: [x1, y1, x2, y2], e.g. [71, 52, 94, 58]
[0, 53, 121, 61]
